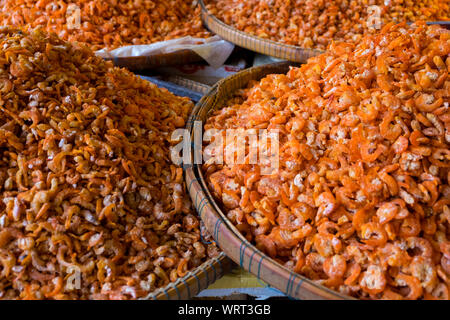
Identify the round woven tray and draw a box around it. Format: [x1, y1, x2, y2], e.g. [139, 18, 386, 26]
[185, 62, 353, 300]
[199, 0, 323, 63]
[199, 1, 450, 63]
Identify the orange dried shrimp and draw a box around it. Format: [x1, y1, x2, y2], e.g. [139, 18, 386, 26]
[203, 21, 450, 300]
[0, 27, 219, 300]
[206, 0, 449, 50]
[0, 0, 210, 50]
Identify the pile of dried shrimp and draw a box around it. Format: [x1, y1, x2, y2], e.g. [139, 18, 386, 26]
[0, 0, 210, 50]
[206, 0, 449, 50]
[204, 21, 450, 299]
[0, 27, 218, 300]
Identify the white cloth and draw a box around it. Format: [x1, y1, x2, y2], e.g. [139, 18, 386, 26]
[96, 35, 235, 69]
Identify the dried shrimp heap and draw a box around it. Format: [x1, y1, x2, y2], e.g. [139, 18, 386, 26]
[203, 22, 450, 299]
[206, 0, 450, 50]
[0, 27, 219, 300]
[0, 0, 210, 50]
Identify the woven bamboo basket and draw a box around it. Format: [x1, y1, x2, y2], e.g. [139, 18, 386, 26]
[185, 62, 353, 300]
[199, 0, 323, 63]
[199, 0, 450, 63]
[105, 49, 203, 71]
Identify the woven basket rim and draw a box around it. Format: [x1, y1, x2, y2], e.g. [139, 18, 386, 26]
[199, 0, 324, 60]
[187, 62, 355, 300]
[200, 0, 449, 61]
[143, 252, 230, 300]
